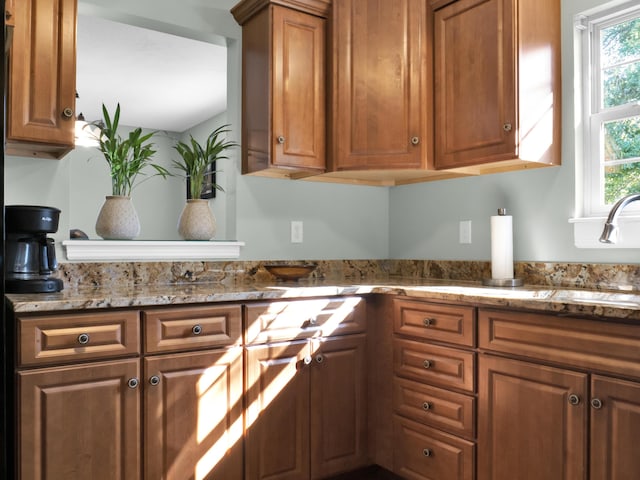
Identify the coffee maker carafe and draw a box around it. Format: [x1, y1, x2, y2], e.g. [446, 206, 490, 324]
[5, 205, 64, 293]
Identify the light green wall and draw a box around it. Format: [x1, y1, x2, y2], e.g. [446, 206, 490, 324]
[4, 0, 637, 263]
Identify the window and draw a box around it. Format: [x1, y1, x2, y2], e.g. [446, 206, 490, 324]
[572, 1, 640, 248]
[580, 2, 640, 217]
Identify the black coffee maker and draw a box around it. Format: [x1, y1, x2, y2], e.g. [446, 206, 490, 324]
[5, 205, 64, 293]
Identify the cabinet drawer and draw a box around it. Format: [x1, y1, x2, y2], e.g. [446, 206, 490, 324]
[394, 299, 475, 347]
[479, 308, 640, 379]
[394, 377, 475, 439]
[394, 338, 475, 392]
[393, 415, 474, 480]
[144, 305, 242, 353]
[18, 310, 140, 367]
[245, 296, 365, 344]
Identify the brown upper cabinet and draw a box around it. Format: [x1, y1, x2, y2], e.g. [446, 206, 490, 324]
[232, 0, 328, 179]
[7, 0, 77, 159]
[433, 0, 562, 173]
[322, 0, 446, 186]
[232, 0, 561, 185]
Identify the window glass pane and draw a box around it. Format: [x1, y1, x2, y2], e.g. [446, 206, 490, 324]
[603, 116, 640, 162]
[601, 16, 640, 108]
[605, 160, 640, 204]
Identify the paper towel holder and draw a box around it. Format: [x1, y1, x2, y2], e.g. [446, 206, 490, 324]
[482, 207, 524, 287]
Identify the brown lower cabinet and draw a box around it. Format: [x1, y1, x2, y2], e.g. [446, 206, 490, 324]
[245, 334, 368, 480]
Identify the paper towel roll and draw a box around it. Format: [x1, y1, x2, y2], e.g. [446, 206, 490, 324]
[491, 210, 514, 280]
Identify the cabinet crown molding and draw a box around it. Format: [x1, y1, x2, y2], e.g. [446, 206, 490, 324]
[231, 0, 330, 24]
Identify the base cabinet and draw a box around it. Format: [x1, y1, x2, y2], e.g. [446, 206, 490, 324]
[144, 348, 244, 480]
[18, 359, 141, 480]
[478, 355, 588, 480]
[245, 334, 368, 480]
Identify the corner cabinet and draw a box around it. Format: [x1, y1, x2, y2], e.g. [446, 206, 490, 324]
[231, 0, 328, 179]
[433, 0, 561, 173]
[323, 0, 438, 185]
[7, 0, 77, 159]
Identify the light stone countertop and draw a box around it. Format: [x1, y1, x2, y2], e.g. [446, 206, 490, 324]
[6, 277, 640, 322]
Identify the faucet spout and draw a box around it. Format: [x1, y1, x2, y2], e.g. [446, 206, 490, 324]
[599, 193, 640, 243]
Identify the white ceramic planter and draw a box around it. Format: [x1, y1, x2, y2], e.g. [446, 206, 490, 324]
[95, 195, 141, 240]
[177, 199, 217, 240]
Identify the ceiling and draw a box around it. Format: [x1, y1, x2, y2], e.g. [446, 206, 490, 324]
[76, 14, 227, 133]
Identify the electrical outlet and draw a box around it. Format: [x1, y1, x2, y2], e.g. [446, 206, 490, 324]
[459, 220, 472, 244]
[291, 221, 303, 243]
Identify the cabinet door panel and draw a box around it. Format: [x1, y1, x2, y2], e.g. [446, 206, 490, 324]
[332, 0, 428, 170]
[591, 375, 640, 480]
[245, 341, 311, 480]
[8, 0, 76, 158]
[144, 347, 243, 480]
[273, 6, 325, 170]
[478, 355, 587, 480]
[434, 0, 516, 168]
[310, 334, 368, 479]
[18, 359, 140, 480]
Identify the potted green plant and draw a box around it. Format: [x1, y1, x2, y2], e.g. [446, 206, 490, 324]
[92, 103, 170, 240]
[172, 124, 237, 240]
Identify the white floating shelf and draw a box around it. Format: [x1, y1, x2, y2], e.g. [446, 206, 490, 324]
[62, 240, 245, 261]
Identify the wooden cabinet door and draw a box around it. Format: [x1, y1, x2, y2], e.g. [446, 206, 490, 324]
[18, 359, 140, 480]
[7, 0, 76, 159]
[433, 0, 516, 169]
[478, 355, 588, 480]
[144, 347, 243, 480]
[241, 4, 326, 176]
[310, 334, 368, 479]
[245, 341, 311, 480]
[590, 375, 640, 480]
[331, 0, 429, 170]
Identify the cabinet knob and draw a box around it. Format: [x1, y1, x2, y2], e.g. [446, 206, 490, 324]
[277, 135, 285, 144]
[303, 355, 313, 365]
[62, 107, 74, 119]
[423, 360, 432, 369]
[422, 401, 432, 411]
[568, 394, 581, 406]
[127, 378, 140, 389]
[149, 375, 160, 387]
[77, 333, 90, 345]
[411, 136, 420, 145]
[309, 316, 318, 325]
[503, 122, 512, 132]
[423, 318, 434, 327]
[5, 10, 12, 20]
[192, 324, 202, 335]
[316, 354, 324, 364]
[422, 448, 432, 457]
[591, 398, 603, 410]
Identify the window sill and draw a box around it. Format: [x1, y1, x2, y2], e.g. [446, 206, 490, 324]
[569, 216, 640, 248]
[62, 240, 245, 262]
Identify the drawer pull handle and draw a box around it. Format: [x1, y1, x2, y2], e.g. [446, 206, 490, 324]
[423, 318, 434, 327]
[192, 324, 203, 335]
[422, 448, 432, 457]
[149, 375, 160, 387]
[568, 394, 581, 406]
[77, 333, 90, 345]
[422, 402, 432, 411]
[127, 378, 139, 389]
[423, 360, 432, 369]
[591, 398, 603, 410]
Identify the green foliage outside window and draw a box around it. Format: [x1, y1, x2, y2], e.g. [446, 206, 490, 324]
[601, 16, 640, 203]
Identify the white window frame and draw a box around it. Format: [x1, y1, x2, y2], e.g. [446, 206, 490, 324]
[572, 1, 640, 248]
